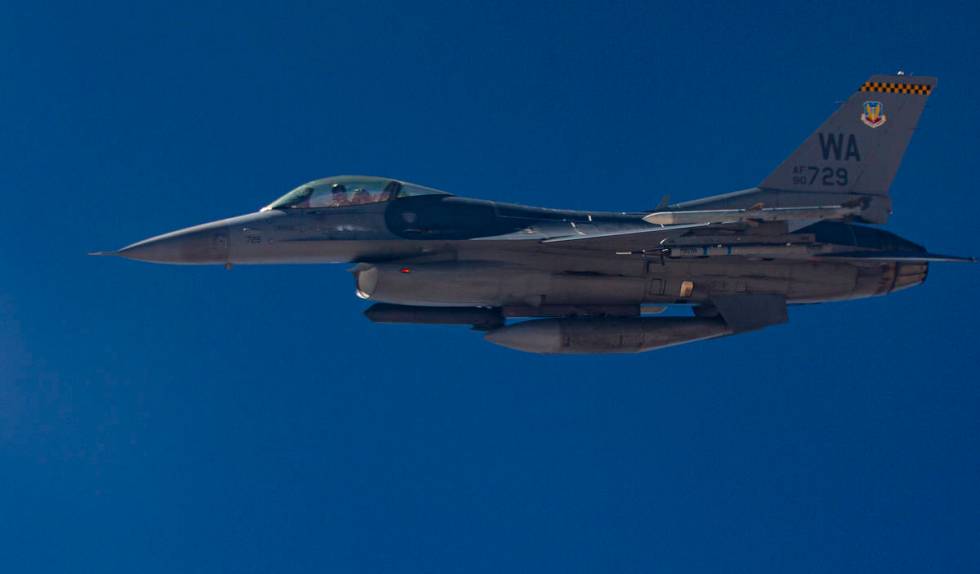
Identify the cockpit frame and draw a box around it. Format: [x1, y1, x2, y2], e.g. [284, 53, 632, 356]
[262, 176, 450, 211]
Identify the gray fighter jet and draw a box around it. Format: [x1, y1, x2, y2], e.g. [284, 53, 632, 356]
[94, 74, 972, 353]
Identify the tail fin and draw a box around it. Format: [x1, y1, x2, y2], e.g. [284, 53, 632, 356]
[760, 73, 936, 221]
[675, 74, 936, 223]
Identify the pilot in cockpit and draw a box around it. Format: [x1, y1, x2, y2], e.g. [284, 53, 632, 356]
[351, 187, 372, 204]
[329, 183, 349, 207]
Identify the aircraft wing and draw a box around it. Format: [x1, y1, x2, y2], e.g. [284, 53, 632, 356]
[539, 223, 708, 245]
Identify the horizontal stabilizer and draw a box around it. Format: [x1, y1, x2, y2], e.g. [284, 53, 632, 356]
[816, 250, 975, 263]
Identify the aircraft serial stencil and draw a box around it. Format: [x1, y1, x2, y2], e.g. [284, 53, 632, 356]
[94, 73, 972, 354]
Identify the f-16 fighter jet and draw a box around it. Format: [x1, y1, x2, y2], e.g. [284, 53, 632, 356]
[95, 74, 971, 354]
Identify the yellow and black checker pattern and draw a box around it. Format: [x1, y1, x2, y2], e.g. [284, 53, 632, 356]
[860, 81, 933, 95]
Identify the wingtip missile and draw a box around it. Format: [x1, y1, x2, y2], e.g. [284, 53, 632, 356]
[642, 203, 866, 226]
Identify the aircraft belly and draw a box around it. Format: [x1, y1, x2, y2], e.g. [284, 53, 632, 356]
[351, 256, 896, 309]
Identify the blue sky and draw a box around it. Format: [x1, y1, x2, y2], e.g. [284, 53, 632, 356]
[1, 1, 978, 572]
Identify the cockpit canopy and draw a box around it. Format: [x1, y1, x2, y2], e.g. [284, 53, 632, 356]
[262, 176, 451, 211]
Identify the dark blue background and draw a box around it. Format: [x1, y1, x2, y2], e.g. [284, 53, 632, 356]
[2, 1, 977, 572]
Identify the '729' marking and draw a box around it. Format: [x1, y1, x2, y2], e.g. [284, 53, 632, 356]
[792, 165, 848, 186]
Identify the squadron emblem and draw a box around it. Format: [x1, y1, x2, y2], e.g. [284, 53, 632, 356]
[861, 100, 887, 128]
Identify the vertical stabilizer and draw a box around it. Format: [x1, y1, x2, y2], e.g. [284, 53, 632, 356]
[674, 74, 936, 223]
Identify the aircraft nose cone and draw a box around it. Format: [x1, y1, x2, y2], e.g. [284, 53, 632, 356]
[118, 224, 229, 264]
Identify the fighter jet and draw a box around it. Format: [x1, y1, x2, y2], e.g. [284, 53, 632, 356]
[94, 73, 972, 353]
